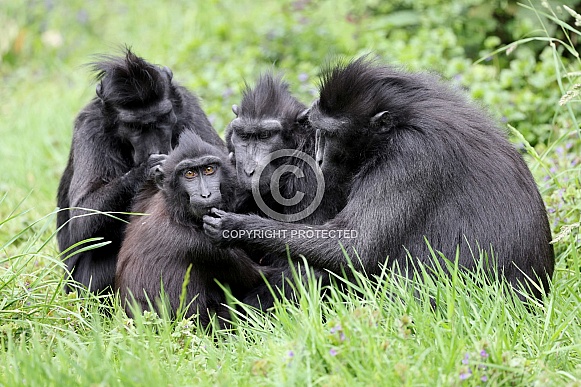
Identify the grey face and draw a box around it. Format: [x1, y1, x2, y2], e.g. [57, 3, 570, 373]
[314, 129, 326, 168]
[310, 109, 348, 173]
[116, 99, 178, 165]
[228, 118, 284, 192]
[314, 129, 346, 174]
[175, 156, 224, 218]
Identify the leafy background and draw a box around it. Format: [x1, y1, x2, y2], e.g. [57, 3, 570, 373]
[1, 0, 581, 385]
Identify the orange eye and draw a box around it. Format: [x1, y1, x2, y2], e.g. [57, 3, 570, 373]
[184, 170, 197, 179]
[203, 166, 215, 175]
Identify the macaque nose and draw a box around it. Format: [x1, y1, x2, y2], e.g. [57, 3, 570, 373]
[244, 167, 255, 177]
[200, 179, 211, 199]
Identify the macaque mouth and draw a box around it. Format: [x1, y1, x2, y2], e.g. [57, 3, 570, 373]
[190, 201, 221, 215]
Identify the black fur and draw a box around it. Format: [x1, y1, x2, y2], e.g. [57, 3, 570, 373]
[57, 48, 224, 295]
[204, 57, 555, 301]
[92, 52, 166, 108]
[238, 74, 307, 119]
[115, 131, 268, 327]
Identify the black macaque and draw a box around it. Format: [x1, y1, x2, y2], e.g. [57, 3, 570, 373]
[226, 73, 345, 221]
[57, 48, 224, 295]
[204, 57, 555, 301]
[115, 131, 268, 327]
[224, 74, 342, 309]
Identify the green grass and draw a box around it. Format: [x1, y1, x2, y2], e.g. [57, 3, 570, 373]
[1, 0, 581, 385]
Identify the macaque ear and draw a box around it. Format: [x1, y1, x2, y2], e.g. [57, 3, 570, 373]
[96, 81, 104, 100]
[370, 111, 393, 132]
[232, 104, 239, 117]
[296, 108, 310, 125]
[162, 66, 173, 81]
[154, 167, 165, 191]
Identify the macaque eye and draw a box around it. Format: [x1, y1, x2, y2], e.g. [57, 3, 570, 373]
[203, 166, 216, 175]
[237, 132, 250, 141]
[259, 131, 272, 140]
[160, 111, 173, 121]
[184, 170, 197, 179]
[124, 122, 141, 130]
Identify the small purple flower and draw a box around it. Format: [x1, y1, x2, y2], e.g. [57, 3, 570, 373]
[481, 375, 488, 382]
[330, 324, 342, 334]
[480, 349, 489, 359]
[550, 166, 557, 174]
[298, 73, 309, 83]
[459, 369, 472, 380]
[566, 142, 573, 150]
[329, 348, 338, 356]
[287, 350, 294, 358]
[339, 332, 346, 342]
[556, 146, 564, 156]
[462, 353, 470, 365]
